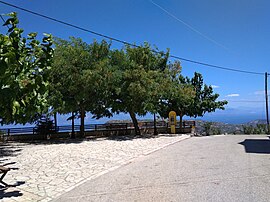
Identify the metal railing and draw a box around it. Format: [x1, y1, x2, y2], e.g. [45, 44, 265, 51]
[0, 120, 194, 136]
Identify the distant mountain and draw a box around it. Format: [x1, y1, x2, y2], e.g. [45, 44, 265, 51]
[194, 120, 242, 134]
[193, 119, 268, 134]
[245, 119, 267, 126]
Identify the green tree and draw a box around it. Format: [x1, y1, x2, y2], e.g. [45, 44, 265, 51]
[203, 122, 213, 135]
[108, 43, 169, 136]
[158, 61, 195, 130]
[255, 124, 267, 134]
[211, 126, 222, 135]
[187, 72, 227, 118]
[243, 125, 253, 134]
[159, 71, 227, 131]
[49, 37, 111, 137]
[0, 12, 53, 124]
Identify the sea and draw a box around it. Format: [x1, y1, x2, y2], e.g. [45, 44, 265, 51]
[0, 111, 266, 129]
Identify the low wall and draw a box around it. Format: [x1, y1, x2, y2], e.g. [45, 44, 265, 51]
[2, 127, 192, 142]
[4, 134, 44, 141]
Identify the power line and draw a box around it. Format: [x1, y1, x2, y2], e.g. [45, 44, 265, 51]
[170, 55, 264, 75]
[0, 14, 6, 24]
[227, 100, 265, 103]
[0, 0, 265, 76]
[0, 14, 5, 22]
[0, 1, 132, 45]
[148, 0, 230, 51]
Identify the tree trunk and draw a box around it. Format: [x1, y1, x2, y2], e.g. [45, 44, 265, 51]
[180, 114, 183, 133]
[129, 111, 141, 136]
[71, 111, 75, 139]
[154, 113, 158, 136]
[54, 112, 57, 131]
[80, 107, 85, 137]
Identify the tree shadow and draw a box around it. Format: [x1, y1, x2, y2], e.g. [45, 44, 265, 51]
[0, 181, 25, 200]
[239, 138, 270, 154]
[7, 138, 86, 146]
[3, 132, 183, 144]
[0, 143, 22, 158]
[102, 133, 183, 141]
[29, 138, 85, 145]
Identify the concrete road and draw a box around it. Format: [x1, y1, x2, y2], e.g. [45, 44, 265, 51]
[53, 135, 270, 202]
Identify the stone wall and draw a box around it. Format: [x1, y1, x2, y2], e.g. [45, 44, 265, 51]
[2, 127, 192, 142]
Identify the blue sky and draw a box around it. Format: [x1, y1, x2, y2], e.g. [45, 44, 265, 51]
[1, 0, 269, 124]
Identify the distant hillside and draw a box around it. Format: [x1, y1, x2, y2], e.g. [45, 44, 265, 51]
[193, 119, 268, 134]
[245, 119, 267, 126]
[194, 120, 243, 134]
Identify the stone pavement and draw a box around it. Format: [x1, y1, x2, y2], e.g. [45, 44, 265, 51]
[0, 134, 190, 202]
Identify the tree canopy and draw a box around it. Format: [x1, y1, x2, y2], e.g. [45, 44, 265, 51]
[0, 12, 227, 136]
[49, 37, 111, 136]
[0, 12, 53, 124]
[187, 72, 227, 117]
[158, 61, 196, 129]
[159, 70, 227, 129]
[107, 43, 169, 135]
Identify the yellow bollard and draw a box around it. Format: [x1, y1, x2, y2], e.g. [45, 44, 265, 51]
[169, 111, 176, 134]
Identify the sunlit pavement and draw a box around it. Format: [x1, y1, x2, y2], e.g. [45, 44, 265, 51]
[53, 135, 270, 202]
[0, 134, 190, 202]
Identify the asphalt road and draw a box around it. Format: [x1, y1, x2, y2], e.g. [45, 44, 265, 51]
[53, 135, 270, 202]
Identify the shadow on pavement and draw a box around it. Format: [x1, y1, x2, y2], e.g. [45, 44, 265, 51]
[101, 134, 183, 141]
[0, 144, 22, 158]
[2, 133, 183, 145]
[239, 139, 270, 154]
[0, 181, 25, 200]
[29, 138, 85, 145]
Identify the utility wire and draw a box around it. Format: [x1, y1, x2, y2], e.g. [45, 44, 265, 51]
[148, 0, 230, 51]
[0, 1, 133, 45]
[170, 55, 264, 75]
[0, 14, 11, 30]
[0, 14, 5, 22]
[0, 0, 265, 76]
[227, 100, 266, 103]
[0, 14, 6, 24]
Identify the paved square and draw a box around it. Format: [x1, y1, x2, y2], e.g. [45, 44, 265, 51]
[0, 135, 189, 201]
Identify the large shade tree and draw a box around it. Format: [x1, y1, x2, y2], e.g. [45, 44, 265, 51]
[49, 37, 111, 137]
[0, 12, 53, 124]
[108, 43, 169, 136]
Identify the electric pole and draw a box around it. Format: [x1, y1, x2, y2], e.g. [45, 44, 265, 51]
[265, 72, 270, 134]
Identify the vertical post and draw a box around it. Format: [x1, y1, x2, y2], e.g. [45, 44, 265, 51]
[71, 111, 75, 139]
[265, 72, 270, 134]
[80, 107, 85, 137]
[8, 129, 10, 136]
[154, 113, 158, 135]
[54, 112, 57, 131]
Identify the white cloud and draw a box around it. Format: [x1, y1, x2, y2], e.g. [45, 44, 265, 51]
[226, 94, 240, 97]
[211, 85, 220, 89]
[254, 90, 269, 95]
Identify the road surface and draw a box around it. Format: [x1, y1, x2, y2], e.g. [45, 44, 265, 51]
[53, 135, 270, 202]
